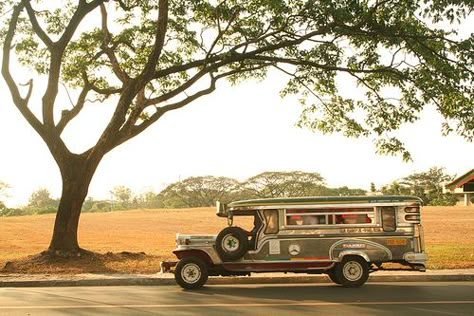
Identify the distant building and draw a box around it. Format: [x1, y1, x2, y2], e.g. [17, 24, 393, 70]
[445, 168, 474, 206]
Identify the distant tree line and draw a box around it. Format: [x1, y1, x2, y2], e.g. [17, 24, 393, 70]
[157, 171, 365, 208]
[0, 167, 467, 216]
[379, 167, 459, 206]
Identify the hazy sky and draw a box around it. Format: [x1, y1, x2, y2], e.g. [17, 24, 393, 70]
[1, 69, 473, 207]
[0, 10, 473, 207]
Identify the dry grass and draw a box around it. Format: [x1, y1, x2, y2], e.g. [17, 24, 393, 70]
[0, 206, 473, 273]
[420, 206, 474, 269]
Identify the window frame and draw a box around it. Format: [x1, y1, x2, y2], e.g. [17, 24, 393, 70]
[263, 210, 279, 234]
[381, 207, 397, 232]
[284, 207, 375, 228]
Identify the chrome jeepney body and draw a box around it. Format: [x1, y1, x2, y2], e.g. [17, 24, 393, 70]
[169, 196, 427, 289]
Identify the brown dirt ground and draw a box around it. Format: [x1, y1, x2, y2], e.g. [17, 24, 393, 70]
[0, 206, 473, 274]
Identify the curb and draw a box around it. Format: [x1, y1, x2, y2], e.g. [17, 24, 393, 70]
[1, 273, 474, 287]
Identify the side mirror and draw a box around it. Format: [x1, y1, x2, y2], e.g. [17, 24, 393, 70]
[216, 201, 228, 217]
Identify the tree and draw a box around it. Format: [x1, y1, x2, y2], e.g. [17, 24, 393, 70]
[370, 182, 376, 193]
[1, 1, 473, 255]
[325, 186, 366, 196]
[0, 201, 6, 213]
[381, 167, 454, 204]
[137, 190, 162, 209]
[159, 176, 241, 207]
[27, 188, 59, 213]
[243, 171, 325, 198]
[381, 181, 411, 196]
[0, 181, 9, 206]
[109, 185, 133, 208]
[398, 167, 454, 204]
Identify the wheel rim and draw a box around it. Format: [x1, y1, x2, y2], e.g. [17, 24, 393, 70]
[342, 260, 363, 281]
[181, 263, 201, 284]
[222, 234, 240, 253]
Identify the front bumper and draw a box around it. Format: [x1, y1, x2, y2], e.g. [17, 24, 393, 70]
[404, 252, 428, 265]
[160, 260, 178, 273]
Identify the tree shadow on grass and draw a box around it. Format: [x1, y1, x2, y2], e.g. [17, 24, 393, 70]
[1, 250, 160, 274]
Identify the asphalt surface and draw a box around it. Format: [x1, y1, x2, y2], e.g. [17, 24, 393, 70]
[1, 282, 474, 315]
[1, 269, 474, 287]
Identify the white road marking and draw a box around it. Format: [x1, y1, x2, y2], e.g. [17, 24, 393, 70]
[1, 300, 474, 309]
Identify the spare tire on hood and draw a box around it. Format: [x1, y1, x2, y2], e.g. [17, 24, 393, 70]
[215, 226, 249, 261]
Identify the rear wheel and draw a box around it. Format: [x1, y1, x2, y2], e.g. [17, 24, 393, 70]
[175, 257, 208, 290]
[335, 256, 369, 288]
[327, 268, 342, 284]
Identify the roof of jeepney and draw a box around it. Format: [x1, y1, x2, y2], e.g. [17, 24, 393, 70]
[227, 195, 422, 209]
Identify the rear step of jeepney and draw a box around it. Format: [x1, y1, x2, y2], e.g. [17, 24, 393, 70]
[370, 263, 426, 272]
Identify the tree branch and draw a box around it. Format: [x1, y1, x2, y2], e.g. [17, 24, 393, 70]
[41, 0, 105, 128]
[140, 0, 168, 78]
[145, 69, 211, 106]
[56, 85, 91, 135]
[273, 64, 341, 124]
[125, 64, 269, 141]
[22, 0, 53, 49]
[116, 73, 220, 147]
[100, 3, 129, 82]
[252, 55, 402, 75]
[205, 6, 240, 65]
[1, 3, 44, 135]
[151, 27, 333, 81]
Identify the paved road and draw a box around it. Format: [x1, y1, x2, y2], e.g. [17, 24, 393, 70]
[1, 282, 474, 315]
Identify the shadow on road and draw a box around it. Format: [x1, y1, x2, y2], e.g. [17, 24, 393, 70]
[184, 282, 474, 303]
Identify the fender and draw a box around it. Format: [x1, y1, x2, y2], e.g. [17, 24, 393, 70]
[173, 248, 220, 265]
[336, 250, 370, 262]
[329, 238, 392, 263]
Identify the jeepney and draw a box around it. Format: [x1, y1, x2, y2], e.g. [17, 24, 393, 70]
[162, 196, 427, 289]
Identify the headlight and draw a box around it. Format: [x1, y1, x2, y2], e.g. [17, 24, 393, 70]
[176, 236, 190, 245]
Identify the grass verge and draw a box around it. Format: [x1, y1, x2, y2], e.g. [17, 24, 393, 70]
[1, 205, 473, 273]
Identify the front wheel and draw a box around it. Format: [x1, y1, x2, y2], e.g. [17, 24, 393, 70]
[175, 257, 209, 290]
[335, 256, 369, 288]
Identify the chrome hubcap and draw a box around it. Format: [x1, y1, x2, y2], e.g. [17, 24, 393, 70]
[181, 263, 201, 284]
[222, 234, 239, 252]
[343, 261, 363, 281]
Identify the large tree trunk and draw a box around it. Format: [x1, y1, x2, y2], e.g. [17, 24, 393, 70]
[48, 154, 101, 255]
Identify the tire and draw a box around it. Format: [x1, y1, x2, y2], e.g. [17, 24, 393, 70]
[327, 268, 342, 284]
[335, 256, 369, 288]
[215, 226, 249, 261]
[175, 257, 209, 290]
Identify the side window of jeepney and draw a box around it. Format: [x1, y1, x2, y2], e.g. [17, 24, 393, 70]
[286, 209, 326, 226]
[286, 208, 374, 226]
[382, 207, 396, 232]
[333, 209, 374, 225]
[263, 210, 279, 234]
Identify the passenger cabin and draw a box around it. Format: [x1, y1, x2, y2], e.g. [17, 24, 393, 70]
[170, 195, 427, 289]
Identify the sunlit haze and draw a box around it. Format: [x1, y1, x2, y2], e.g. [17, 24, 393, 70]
[1, 67, 472, 208]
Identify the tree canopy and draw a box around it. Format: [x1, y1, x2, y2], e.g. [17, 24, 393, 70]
[381, 166, 455, 204]
[1, 0, 472, 254]
[243, 171, 325, 198]
[0, 181, 9, 211]
[2, 0, 473, 160]
[159, 176, 241, 207]
[110, 185, 133, 204]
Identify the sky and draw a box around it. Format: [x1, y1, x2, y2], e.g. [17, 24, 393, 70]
[1, 70, 473, 207]
[0, 9, 473, 208]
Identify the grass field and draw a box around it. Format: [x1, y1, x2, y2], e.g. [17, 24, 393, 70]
[0, 205, 473, 273]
